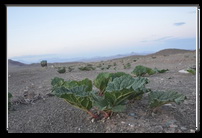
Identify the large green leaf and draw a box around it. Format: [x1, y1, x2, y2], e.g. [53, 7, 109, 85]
[51, 77, 92, 92]
[51, 77, 93, 112]
[93, 72, 130, 93]
[148, 91, 187, 108]
[91, 89, 133, 112]
[92, 75, 150, 112]
[52, 85, 93, 111]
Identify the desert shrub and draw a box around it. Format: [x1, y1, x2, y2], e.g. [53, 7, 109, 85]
[132, 65, 168, 76]
[51, 71, 186, 119]
[148, 91, 187, 111]
[113, 62, 117, 66]
[152, 56, 156, 59]
[186, 69, 196, 75]
[8, 92, 12, 110]
[124, 63, 131, 69]
[133, 59, 137, 62]
[79, 64, 95, 71]
[41, 60, 47, 67]
[68, 66, 74, 72]
[97, 64, 102, 68]
[106, 65, 112, 69]
[57, 67, 66, 73]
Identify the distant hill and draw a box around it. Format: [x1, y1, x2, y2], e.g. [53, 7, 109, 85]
[8, 59, 26, 66]
[150, 49, 195, 56]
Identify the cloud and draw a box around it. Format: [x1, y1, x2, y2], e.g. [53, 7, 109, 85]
[174, 22, 186, 26]
[140, 36, 173, 43]
[153, 36, 173, 41]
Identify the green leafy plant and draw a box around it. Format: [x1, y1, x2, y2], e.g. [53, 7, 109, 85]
[148, 91, 187, 110]
[186, 69, 196, 75]
[51, 77, 97, 118]
[124, 63, 131, 69]
[68, 66, 74, 72]
[57, 67, 66, 73]
[131, 65, 168, 76]
[8, 92, 12, 110]
[106, 65, 112, 69]
[40, 60, 47, 67]
[93, 72, 129, 95]
[92, 75, 150, 117]
[79, 64, 95, 71]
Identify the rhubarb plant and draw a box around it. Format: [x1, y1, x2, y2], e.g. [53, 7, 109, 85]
[93, 72, 129, 95]
[92, 75, 150, 117]
[132, 65, 168, 76]
[51, 77, 97, 118]
[148, 91, 187, 110]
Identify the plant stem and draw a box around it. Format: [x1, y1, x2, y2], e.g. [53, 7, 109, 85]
[86, 110, 98, 118]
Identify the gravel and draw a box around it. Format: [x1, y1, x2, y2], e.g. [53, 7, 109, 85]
[8, 51, 197, 133]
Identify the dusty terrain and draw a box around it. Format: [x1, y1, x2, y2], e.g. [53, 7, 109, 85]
[8, 49, 198, 133]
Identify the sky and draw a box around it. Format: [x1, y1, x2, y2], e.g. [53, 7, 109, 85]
[7, 6, 198, 63]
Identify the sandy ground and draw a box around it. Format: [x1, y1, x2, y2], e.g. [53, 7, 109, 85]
[8, 50, 198, 133]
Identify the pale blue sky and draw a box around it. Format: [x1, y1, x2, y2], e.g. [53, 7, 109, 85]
[7, 6, 197, 63]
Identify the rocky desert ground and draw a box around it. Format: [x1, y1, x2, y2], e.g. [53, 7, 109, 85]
[7, 49, 199, 133]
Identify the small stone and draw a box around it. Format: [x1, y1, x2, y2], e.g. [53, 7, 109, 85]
[190, 129, 195, 133]
[91, 118, 95, 123]
[129, 113, 136, 117]
[128, 124, 134, 127]
[179, 70, 189, 73]
[38, 86, 43, 89]
[154, 125, 163, 133]
[165, 128, 176, 133]
[121, 121, 125, 124]
[180, 127, 187, 131]
[170, 124, 178, 128]
[8, 75, 11, 77]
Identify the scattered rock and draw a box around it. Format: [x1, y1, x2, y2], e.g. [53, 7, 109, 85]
[129, 113, 136, 117]
[180, 127, 187, 131]
[179, 70, 189, 73]
[153, 125, 163, 133]
[164, 127, 176, 133]
[38, 86, 43, 89]
[121, 121, 126, 124]
[91, 118, 95, 123]
[190, 129, 195, 133]
[170, 124, 178, 128]
[128, 123, 134, 127]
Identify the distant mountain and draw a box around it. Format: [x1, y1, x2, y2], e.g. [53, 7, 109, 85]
[8, 59, 26, 66]
[150, 48, 195, 56]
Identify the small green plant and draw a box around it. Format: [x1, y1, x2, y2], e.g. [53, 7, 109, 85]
[8, 92, 12, 110]
[40, 60, 47, 67]
[113, 62, 117, 66]
[132, 65, 169, 76]
[186, 68, 196, 75]
[57, 67, 66, 73]
[79, 64, 95, 71]
[124, 63, 131, 69]
[93, 72, 129, 95]
[97, 64, 102, 68]
[51, 72, 186, 119]
[148, 91, 187, 111]
[106, 65, 112, 69]
[68, 66, 74, 72]
[133, 59, 137, 62]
